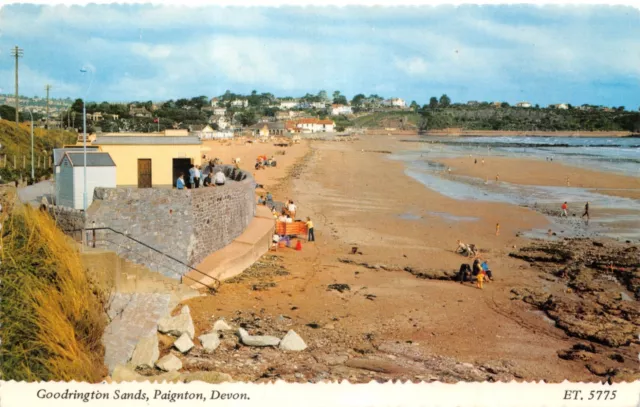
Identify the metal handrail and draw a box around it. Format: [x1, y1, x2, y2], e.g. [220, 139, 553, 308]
[69, 227, 220, 292]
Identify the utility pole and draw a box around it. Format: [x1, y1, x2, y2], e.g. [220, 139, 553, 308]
[11, 46, 24, 126]
[45, 84, 52, 129]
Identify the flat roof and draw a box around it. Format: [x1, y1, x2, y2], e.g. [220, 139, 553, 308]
[93, 136, 202, 145]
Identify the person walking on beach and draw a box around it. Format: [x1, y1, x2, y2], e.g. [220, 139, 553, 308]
[566, 176, 570, 187]
[582, 202, 590, 220]
[306, 217, 315, 242]
[495, 174, 500, 182]
[495, 222, 500, 236]
[561, 202, 568, 217]
[481, 159, 485, 165]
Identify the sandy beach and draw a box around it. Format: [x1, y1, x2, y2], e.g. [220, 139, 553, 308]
[184, 135, 639, 383]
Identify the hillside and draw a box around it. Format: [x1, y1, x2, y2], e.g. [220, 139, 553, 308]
[0, 119, 77, 158]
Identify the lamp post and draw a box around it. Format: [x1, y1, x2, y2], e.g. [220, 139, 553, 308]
[24, 107, 34, 180]
[80, 66, 95, 211]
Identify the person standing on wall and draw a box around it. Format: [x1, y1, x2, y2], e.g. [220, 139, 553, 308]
[194, 165, 201, 189]
[176, 173, 186, 190]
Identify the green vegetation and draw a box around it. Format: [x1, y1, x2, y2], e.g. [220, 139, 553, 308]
[0, 192, 109, 381]
[0, 119, 77, 183]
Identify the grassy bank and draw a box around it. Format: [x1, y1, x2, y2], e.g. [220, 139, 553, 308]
[0, 188, 108, 381]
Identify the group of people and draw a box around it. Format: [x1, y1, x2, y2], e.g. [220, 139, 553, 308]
[457, 258, 493, 289]
[176, 164, 226, 190]
[560, 201, 590, 220]
[255, 155, 276, 170]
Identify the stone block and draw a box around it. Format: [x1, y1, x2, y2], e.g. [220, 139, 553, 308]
[156, 354, 183, 372]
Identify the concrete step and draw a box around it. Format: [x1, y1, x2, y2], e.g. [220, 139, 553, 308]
[185, 206, 275, 288]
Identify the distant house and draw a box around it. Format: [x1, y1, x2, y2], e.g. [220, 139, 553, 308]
[329, 104, 353, 116]
[210, 97, 220, 107]
[293, 118, 335, 133]
[213, 107, 227, 116]
[109, 114, 120, 120]
[383, 98, 406, 108]
[467, 101, 479, 106]
[276, 111, 295, 121]
[56, 152, 117, 210]
[89, 112, 104, 121]
[516, 102, 532, 108]
[279, 100, 299, 110]
[231, 99, 248, 108]
[209, 115, 230, 130]
[189, 124, 215, 140]
[549, 103, 569, 110]
[492, 102, 503, 107]
[129, 105, 152, 117]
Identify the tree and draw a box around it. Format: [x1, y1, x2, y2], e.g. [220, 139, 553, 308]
[318, 90, 328, 102]
[501, 102, 510, 108]
[332, 91, 347, 105]
[410, 101, 419, 111]
[429, 97, 438, 109]
[351, 93, 366, 107]
[71, 98, 84, 113]
[236, 110, 257, 127]
[439, 94, 451, 108]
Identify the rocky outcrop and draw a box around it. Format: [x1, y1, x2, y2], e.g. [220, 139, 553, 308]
[158, 306, 195, 339]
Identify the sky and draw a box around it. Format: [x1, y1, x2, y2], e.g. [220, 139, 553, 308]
[0, 4, 639, 108]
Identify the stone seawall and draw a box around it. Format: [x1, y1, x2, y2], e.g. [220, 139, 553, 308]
[85, 166, 256, 280]
[190, 165, 256, 266]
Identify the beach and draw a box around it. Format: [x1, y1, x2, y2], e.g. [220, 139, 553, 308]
[185, 135, 639, 383]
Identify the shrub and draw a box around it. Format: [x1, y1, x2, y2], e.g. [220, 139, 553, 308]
[0, 195, 108, 381]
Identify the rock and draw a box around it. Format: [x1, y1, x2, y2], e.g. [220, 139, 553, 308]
[211, 319, 233, 331]
[199, 333, 221, 352]
[156, 354, 183, 372]
[129, 335, 159, 368]
[180, 371, 232, 384]
[112, 364, 181, 383]
[279, 330, 307, 351]
[181, 305, 190, 315]
[317, 353, 348, 366]
[586, 362, 610, 376]
[345, 358, 413, 374]
[158, 311, 195, 339]
[237, 328, 280, 347]
[173, 333, 195, 353]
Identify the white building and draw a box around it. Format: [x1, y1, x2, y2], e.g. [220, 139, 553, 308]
[329, 104, 353, 116]
[383, 98, 406, 108]
[231, 99, 248, 108]
[189, 124, 216, 140]
[295, 118, 335, 133]
[516, 102, 532, 108]
[549, 103, 569, 110]
[209, 115, 230, 130]
[212, 130, 234, 139]
[279, 100, 299, 110]
[213, 107, 227, 116]
[56, 152, 116, 210]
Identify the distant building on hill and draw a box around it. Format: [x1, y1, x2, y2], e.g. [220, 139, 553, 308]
[292, 118, 335, 133]
[549, 103, 569, 110]
[383, 98, 406, 108]
[329, 104, 353, 115]
[230, 99, 248, 108]
[516, 102, 532, 108]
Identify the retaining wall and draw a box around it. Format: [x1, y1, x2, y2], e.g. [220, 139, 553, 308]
[84, 165, 256, 280]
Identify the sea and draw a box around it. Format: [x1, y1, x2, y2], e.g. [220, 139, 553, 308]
[391, 136, 640, 241]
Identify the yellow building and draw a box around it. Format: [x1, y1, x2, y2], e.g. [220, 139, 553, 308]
[92, 131, 209, 188]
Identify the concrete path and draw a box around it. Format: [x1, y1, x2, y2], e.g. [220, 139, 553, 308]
[17, 180, 55, 207]
[103, 292, 171, 373]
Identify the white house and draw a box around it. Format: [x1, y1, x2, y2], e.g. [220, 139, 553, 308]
[279, 100, 299, 110]
[549, 103, 569, 110]
[189, 124, 216, 140]
[213, 107, 227, 116]
[516, 102, 532, 108]
[209, 115, 230, 130]
[56, 152, 116, 210]
[294, 118, 335, 133]
[231, 99, 248, 108]
[329, 104, 353, 115]
[212, 130, 234, 139]
[383, 98, 406, 108]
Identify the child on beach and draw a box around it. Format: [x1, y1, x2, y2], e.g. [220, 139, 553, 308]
[495, 174, 500, 182]
[561, 202, 568, 217]
[495, 223, 500, 236]
[582, 202, 590, 220]
[476, 270, 485, 289]
[306, 217, 315, 242]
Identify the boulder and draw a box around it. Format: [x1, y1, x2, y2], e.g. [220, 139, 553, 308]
[199, 333, 221, 353]
[279, 330, 307, 351]
[129, 335, 159, 368]
[156, 354, 183, 372]
[111, 364, 180, 383]
[211, 319, 233, 331]
[180, 371, 232, 384]
[237, 328, 280, 347]
[158, 311, 195, 339]
[173, 333, 195, 353]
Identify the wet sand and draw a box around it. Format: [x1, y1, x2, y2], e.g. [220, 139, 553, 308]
[435, 156, 640, 200]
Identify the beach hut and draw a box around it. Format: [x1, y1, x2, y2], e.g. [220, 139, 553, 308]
[56, 151, 116, 210]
